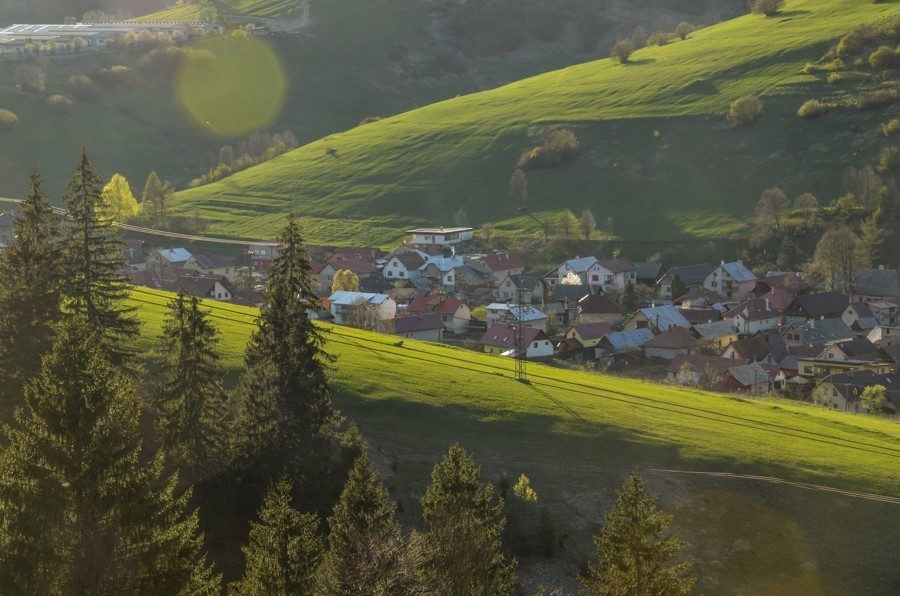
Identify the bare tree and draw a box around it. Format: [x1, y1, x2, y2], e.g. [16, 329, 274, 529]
[558, 209, 578, 240]
[793, 192, 819, 216]
[755, 186, 789, 228]
[346, 297, 380, 330]
[809, 226, 870, 293]
[842, 165, 882, 206]
[580, 208, 597, 241]
[509, 168, 527, 211]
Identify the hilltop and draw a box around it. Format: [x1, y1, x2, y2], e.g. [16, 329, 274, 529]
[170, 0, 900, 250]
[130, 286, 900, 593]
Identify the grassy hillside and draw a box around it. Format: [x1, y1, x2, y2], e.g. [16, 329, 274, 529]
[171, 0, 900, 249]
[136, 0, 303, 21]
[129, 287, 900, 593]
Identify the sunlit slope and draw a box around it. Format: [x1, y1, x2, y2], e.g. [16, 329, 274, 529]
[172, 0, 900, 246]
[135, 0, 302, 21]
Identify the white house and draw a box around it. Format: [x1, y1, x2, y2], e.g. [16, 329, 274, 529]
[544, 257, 603, 291]
[480, 323, 554, 360]
[173, 274, 234, 302]
[146, 247, 192, 273]
[328, 291, 397, 325]
[495, 272, 544, 304]
[703, 260, 757, 300]
[723, 298, 781, 335]
[184, 253, 239, 282]
[595, 258, 638, 291]
[383, 250, 428, 281]
[486, 303, 548, 331]
[407, 227, 474, 247]
[408, 296, 471, 335]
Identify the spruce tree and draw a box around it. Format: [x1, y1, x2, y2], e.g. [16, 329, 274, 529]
[580, 474, 695, 596]
[61, 147, 140, 372]
[0, 317, 220, 594]
[317, 452, 415, 595]
[234, 214, 334, 472]
[231, 478, 322, 595]
[0, 169, 63, 408]
[417, 444, 517, 595]
[154, 288, 227, 480]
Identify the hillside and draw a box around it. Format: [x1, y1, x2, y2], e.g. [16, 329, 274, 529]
[171, 0, 900, 251]
[136, 0, 303, 22]
[129, 287, 900, 593]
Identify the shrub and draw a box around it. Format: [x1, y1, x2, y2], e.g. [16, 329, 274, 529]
[836, 23, 877, 57]
[0, 108, 19, 133]
[869, 45, 900, 70]
[675, 22, 695, 41]
[647, 32, 668, 47]
[517, 128, 580, 170]
[138, 46, 215, 80]
[877, 146, 899, 174]
[16, 64, 45, 94]
[358, 116, 382, 126]
[65, 75, 100, 102]
[797, 99, 835, 119]
[883, 118, 900, 135]
[728, 95, 763, 127]
[857, 88, 899, 110]
[47, 94, 74, 116]
[749, 0, 785, 17]
[610, 39, 634, 64]
[827, 72, 843, 85]
[801, 63, 818, 75]
[95, 65, 133, 89]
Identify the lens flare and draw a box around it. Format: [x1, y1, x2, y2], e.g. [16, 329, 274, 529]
[177, 36, 287, 138]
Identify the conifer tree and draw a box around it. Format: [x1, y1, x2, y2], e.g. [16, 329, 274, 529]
[580, 474, 695, 596]
[231, 478, 322, 595]
[61, 147, 140, 371]
[141, 170, 173, 228]
[0, 169, 63, 407]
[416, 444, 517, 595]
[154, 288, 227, 480]
[318, 452, 415, 594]
[234, 214, 334, 472]
[0, 317, 220, 594]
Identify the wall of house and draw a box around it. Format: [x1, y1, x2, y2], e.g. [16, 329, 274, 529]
[400, 329, 443, 342]
[645, 346, 696, 360]
[526, 340, 554, 359]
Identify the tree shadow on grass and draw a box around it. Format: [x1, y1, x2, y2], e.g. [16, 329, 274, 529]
[623, 58, 656, 66]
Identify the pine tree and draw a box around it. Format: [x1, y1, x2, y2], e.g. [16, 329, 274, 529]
[234, 214, 334, 472]
[0, 169, 64, 408]
[416, 444, 517, 595]
[154, 288, 227, 480]
[61, 147, 140, 372]
[141, 171, 173, 228]
[580, 474, 695, 596]
[0, 317, 220, 594]
[621, 280, 639, 313]
[231, 478, 323, 595]
[317, 452, 415, 595]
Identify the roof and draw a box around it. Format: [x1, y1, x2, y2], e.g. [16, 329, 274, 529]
[407, 227, 473, 234]
[661, 263, 713, 286]
[667, 353, 748, 376]
[329, 291, 392, 306]
[483, 252, 526, 272]
[644, 326, 699, 350]
[579, 294, 624, 315]
[124, 269, 162, 289]
[827, 338, 881, 360]
[725, 335, 787, 362]
[435, 296, 468, 315]
[720, 261, 757, 283]
[762, 272, 813, 293]
[849, 268, 900, 297]
[480, 323, 548, 349]
[156, 247, 192, 264]
[392, 252, 427, 270]
[727, 363, 770, 387]
[359, 274, 395, 294]
[692, 320, 739, 340]
[635, 262, 665, 282]
[724, 298, 779, 322]
[789, 291, 849, 318]
[192, 253, 236, 269]
[559, 256, 598, 274]
[597, 257, 637, 274]
[173, 275, 230, 297]
[636, 305, 691, 330]
[570, 322, 614, 341]
[674, 286, 728, 307]
[819, 370, 900, 406]
[678, 308, 722, 325]
[508, 272, 544, 290]
[392, 314, 444, 334]
[601, 328, 655, 353]
[325, 257, 378, 275]
[759, 288, 794, 311]
[553, 284, 592, 302]
[486, 303, 548, 322]
[784, 319, 854, 345]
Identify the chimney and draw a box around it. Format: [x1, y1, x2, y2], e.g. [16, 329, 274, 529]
[765, 299, 771, 311]
[810, 319, 815, 329]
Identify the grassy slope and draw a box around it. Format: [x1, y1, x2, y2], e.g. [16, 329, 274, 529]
[172, 0, 900, 248]
[136, 0, 303, 21]
[130, 287, 900, 593]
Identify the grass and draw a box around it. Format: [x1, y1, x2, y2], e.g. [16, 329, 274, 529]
[130, 286, 900, 593]
[135, 0, 304, 21]
[171, 0, 900, 249]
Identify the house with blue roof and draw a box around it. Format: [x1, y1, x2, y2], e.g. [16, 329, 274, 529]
[622, 305, 691, 334]
[703, 260, 757, 301]
[146, 247, 193, 275]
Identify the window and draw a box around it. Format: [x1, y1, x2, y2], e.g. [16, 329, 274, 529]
[533, 342, 538, 348]
[399, 271, 405, 277]
[803, 366, 813, 374]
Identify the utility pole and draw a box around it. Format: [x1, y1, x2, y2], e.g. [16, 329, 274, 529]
[514, 287, 528, 383]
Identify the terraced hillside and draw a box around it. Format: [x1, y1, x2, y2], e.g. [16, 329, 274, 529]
[136, 0, 304, 21]
[130, 286, 900, 593]
[172, 0, 900, 248]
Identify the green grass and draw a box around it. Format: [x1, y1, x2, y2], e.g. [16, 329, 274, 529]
[135, 0, 304, 21]
[171, 0, 900, 248]
[130, 286, 900, 593]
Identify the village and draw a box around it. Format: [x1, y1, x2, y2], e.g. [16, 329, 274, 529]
[40, 215, 895, 419]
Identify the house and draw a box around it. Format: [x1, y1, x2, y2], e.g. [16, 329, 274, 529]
[796, 357, 894, 381]
[407, 295, 471, 335]
[184, 253, 239, 281]
[846, 268, 900, 301]
[623, 305, 691, 333]
[319, 258, 378, 293]
[678, 308, 722, 325]
[407, 227, 474, 247]
[867, 326, 900, 347]
[328, 291, 397, 325]
[643, 326, 701, 360]
[692, 321, 740, 351]
[674, 287, 728, 310]
[386, 314, 444, 341]
[721, 334, 787, 364]
[383, 250, 428, 281]
[330, 247, 384, 266]
[819, 338, 882, 362]
[723, 298, 781, 335]
[578, 294, 626, 326]
[173, 273, 235, 301]
[866, 299, 900, 327]
[557, 322, 613, 361]
[758, 287, 795, 312]
[667, 354, 747, 389]
[752, 272, 813, 296]
[635, 262, 666, 287]
[480, 323, 554, 360]
[123, 268, 163, 290]
[485, 303, 548, 331]
[544, 257, 603, 291]
[784, 291, 849, 322]
[722, 363, 771, 395]
[781, 319, 854, 348]
[482, 252, 526, 277]
[146, 248, 192, 274]
[658, 263, 714, 299]
[359, 274, 396, 295]
[842, 301, 878, 332]
[813, 370, 900, 413]
[703, 260, 757, 300]
[596, 328, 655, 355]
[595, 257, 638, 291]
[246, 243, 279, 271]
[495, 271, 545, 304]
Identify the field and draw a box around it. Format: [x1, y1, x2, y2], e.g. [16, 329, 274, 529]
[136, 0, 304, 21]
[129, 287, 900, 593]
[171, 0, 900, 250]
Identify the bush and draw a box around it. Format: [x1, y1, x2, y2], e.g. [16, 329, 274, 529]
[877, 146, 899, 174]
[869, 45, 900, 70]
[65, 75, 100, 102]
[647, 32, 668, 47]
[138, 46, 215, 80]
[728, 95, 763, 127]
[883, 118, 900, 135]
[95, 65, 134, 89]
[827, 72, 843, 85]
[517, 128, 580, 170]
[0, 108, 19, 133]
[47, 94, 74, 116]
[797, 99, 835, 119]
[17, 64, 45, 94]
[857, 88, 899, 110]
[801, 63, 819, 75]
[675, 22, 695, 41]
[609, 39, 634, 64]
[836, 23, 878, 58]
[749, 0, 785, 17]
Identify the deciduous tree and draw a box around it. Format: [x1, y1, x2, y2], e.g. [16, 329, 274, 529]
[580, 208, 597, 240]
[809, 226, 869, 293]
[100, 173, 139, 222]
[750, 0, 785, 17]
[141, 170, 174, 228]
[861, 385, 887, 414]
[610, 39, 635, 63]
[755, 186, 789, 229]
[509, 168, 527, 211]
[333, 269, 361, 292]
